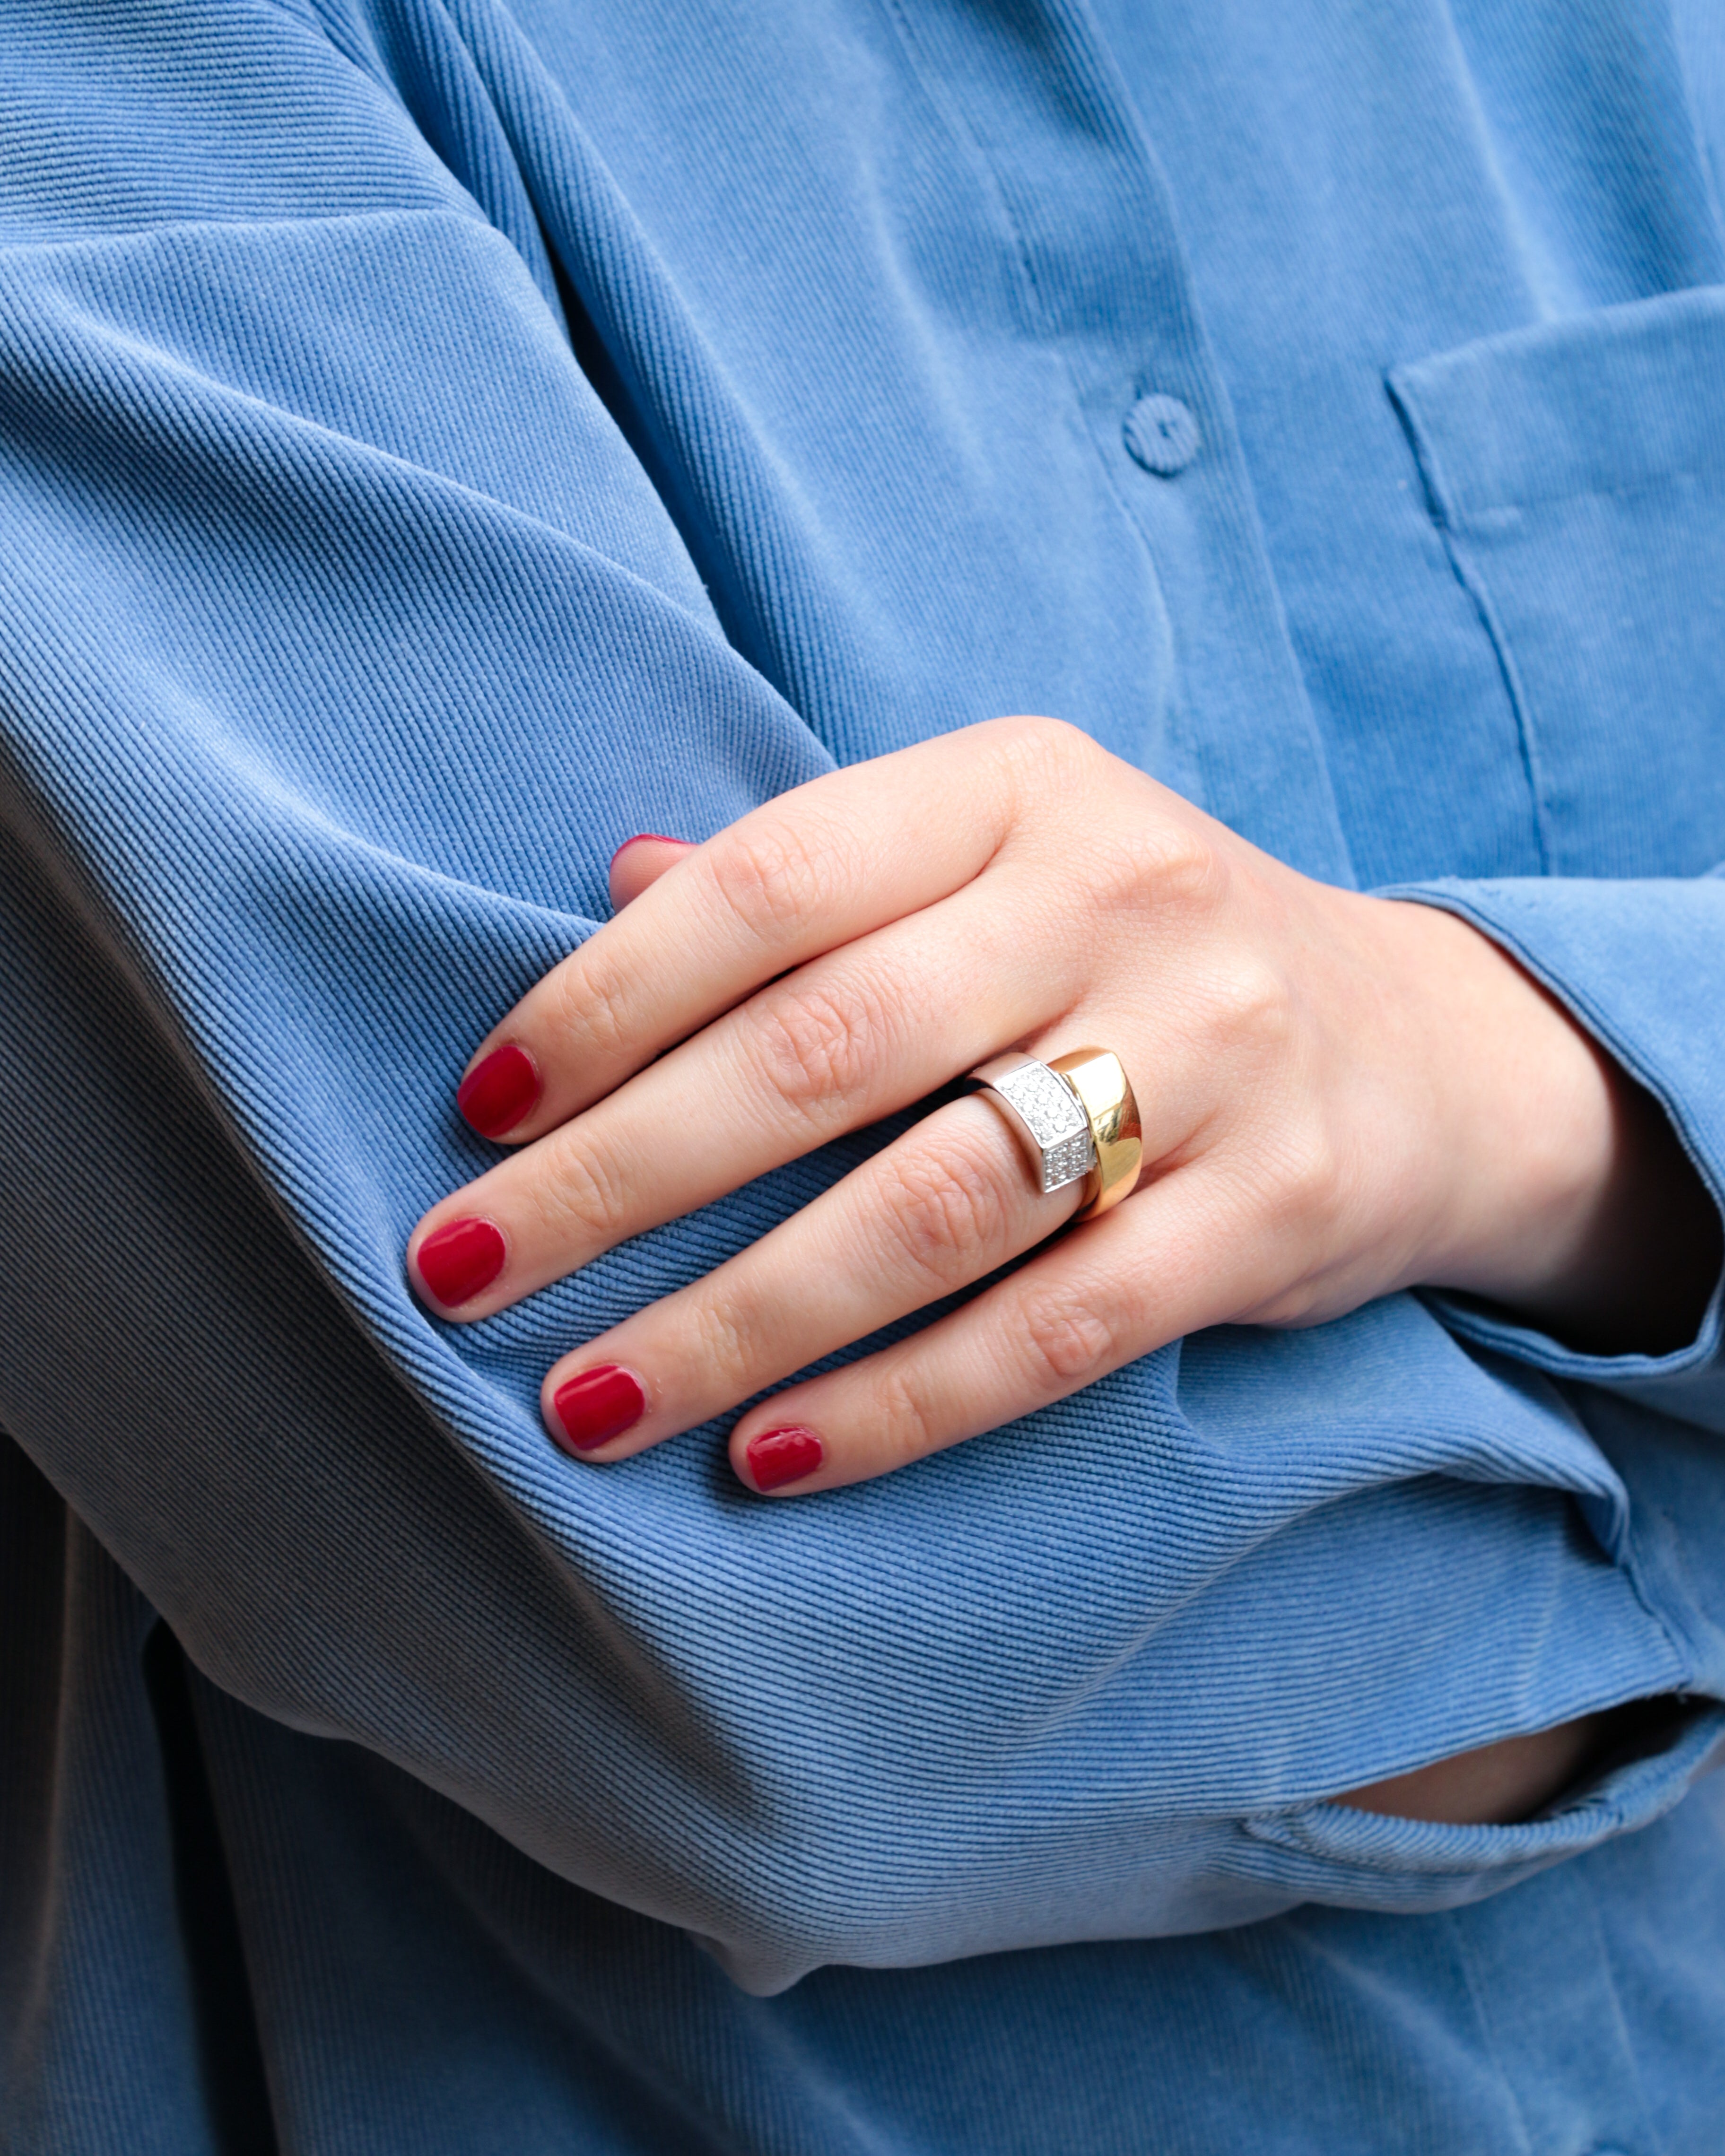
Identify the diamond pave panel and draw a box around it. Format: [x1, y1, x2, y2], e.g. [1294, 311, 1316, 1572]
[994, 1061, 1096, 1193]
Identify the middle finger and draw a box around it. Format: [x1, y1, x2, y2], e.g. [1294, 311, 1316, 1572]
[407, 882, 1075, 1318]
[537, 1089, 1086, 1459]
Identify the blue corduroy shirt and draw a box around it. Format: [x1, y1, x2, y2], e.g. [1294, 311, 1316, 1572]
[5, 1, 1725, 2149]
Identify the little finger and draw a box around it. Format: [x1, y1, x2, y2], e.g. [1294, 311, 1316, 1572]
[727, 1163, 1273, 1492]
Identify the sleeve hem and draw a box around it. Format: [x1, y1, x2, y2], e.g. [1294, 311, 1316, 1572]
[1379, 879, 1725, 1389]
[1238, 1700, 1725, 1892]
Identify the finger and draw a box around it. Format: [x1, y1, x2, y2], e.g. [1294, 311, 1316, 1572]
[608, 833, 692, 912]
[535, 1093, 1082, 1458]
[451, 718, 1059, 1145]
[724, 1162, 1276, 1493]
[409, 877, 1072, 1318]
[454, 833, 696, 1142]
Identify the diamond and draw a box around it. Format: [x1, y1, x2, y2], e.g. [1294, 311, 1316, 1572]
[991, 1062, 1095, 1192]
[1041, 1130, 1096, 1191]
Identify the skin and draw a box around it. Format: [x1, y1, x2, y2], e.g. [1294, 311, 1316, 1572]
[407, 717, 1720, 1823]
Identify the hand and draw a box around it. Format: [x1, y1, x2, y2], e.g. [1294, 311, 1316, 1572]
[407, 716, 1716, 1496]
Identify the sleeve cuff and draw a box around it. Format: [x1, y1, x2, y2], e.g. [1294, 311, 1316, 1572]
[1378, 875, 1725, 1427]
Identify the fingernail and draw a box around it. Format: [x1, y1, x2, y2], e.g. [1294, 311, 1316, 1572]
[610, 832, 688, 868]
[415, 1218, 506, 1307]
[552, 1365, 647, 1453]
[456, 1043, 541, 1139]
[744, 1426, 824, 1492]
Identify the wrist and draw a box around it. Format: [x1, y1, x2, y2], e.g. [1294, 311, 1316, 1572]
[1386, 900, 1719, 1355]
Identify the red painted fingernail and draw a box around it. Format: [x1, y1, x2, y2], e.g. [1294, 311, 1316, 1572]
[551, 1365, 646, 1454]
[456, 1043, 541, 1139]
[609, 832, 688, 869]
[745, 1426, 824, 1492]
[415, 1218, 506, 1307]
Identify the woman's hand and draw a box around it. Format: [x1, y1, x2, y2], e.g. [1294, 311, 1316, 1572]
[407, 717, 1716, 1496]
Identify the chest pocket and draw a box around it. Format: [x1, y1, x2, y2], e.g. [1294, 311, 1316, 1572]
[1391, 287, 1725, 878]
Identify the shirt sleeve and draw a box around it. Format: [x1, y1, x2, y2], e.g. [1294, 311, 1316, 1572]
[7, 0, 1725, 1997]
[1384, 875, 1725, 1430]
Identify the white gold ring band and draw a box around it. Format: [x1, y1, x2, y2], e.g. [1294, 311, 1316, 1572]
[967, 1047, 1144, 1220]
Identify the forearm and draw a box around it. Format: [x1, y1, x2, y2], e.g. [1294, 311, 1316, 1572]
[12, 0, 1725, 1982]
[1334, 879, 1725, 1827]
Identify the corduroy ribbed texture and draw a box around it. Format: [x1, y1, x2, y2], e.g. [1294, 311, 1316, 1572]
[6, 0, 1725, 2147]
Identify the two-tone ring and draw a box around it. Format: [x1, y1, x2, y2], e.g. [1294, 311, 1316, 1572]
[967, 1047, 1143, 1220]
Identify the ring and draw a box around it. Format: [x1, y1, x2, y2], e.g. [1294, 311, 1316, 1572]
[968, 1047, 1143, 1220]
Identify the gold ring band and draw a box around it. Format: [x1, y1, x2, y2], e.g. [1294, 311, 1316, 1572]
[967, 1046, 1144, 1220]
[1047, 1047, 1143, 1219]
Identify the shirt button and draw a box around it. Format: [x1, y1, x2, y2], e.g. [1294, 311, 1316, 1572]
[1123, 392, 1200, 476]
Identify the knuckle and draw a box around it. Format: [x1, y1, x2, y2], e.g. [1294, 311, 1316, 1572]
[1268, 1119, 1347, 1225]
[1015, 1282, 1119, 1392]
[880, 1134, 1015, 1287]
[995, 710, 1097, 767]
[871, 1361, 947, 1472]
[1233, 1113, 1347, 1249]
[551, 944, 635, 1067]
[705, 818, 833, 943]
[1212, 948, 1295, 1049]
[991, 713, 1104, 800]
[1082, 817, 1228, 922]
[1252, 1277, 1332, 1329]
[530, 1132, 635, 1249]
[750, 975, 891, 1121]
[685, 1291, 763, 1393]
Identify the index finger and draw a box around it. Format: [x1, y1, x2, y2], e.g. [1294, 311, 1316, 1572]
[452, 717, 1051, 1142]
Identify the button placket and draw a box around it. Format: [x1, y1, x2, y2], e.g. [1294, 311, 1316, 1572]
[879, 0, 1353, 883]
